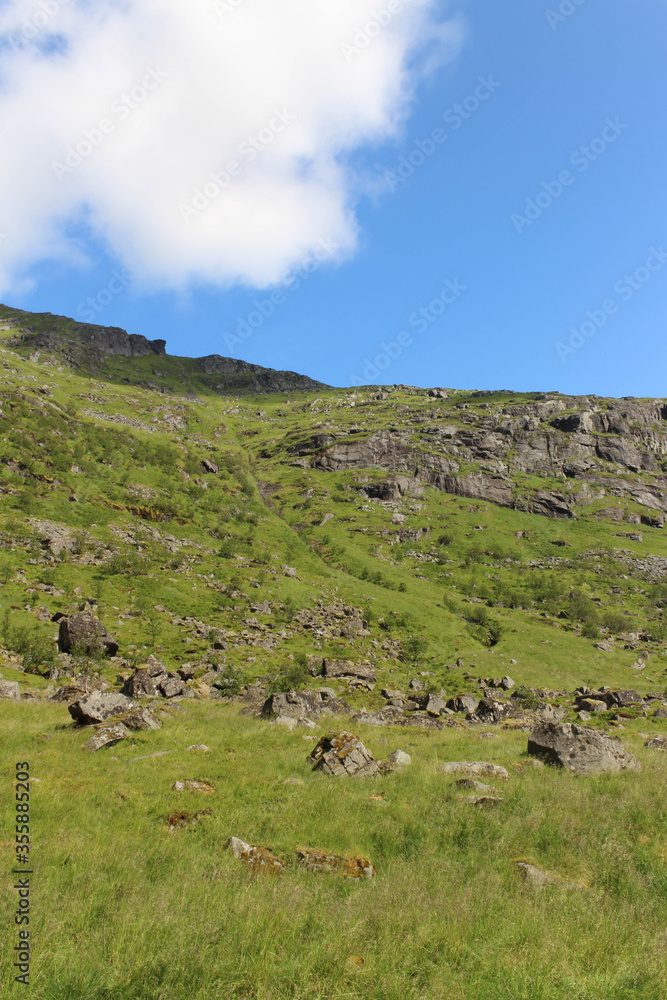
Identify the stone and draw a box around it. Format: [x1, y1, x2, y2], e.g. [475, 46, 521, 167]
[58, 612, 119, 657]
[186, 744, 211, 752]
[157, 676, 185, 699]
[527, 722, 641, 774]
[387, 749, 411, 767]
[308, 731, 378, 777]
[652, 708, 667, 720]
[500, 676, 515, 690]
[577, 698, 608, 714]
[425, 694, 448, 716]
[322, 660, 377, 682]
[645, 735, 667, 749]
[262, 691, 322, 721]
[296, 847, 374, 878]
[82, 723, 128, 751]
[68, 691, 138, 726]
[577, 711, 591, 722]
[122, 669, 158, 700]
[275, 716, 298, 731]
[0, 680, 20, 699]
[123, 707, 161, 731]
[455, 779, 500, 795]
[225, 836, 286, 872]
[438, 761, 510, 781]
[447, 694, 479, 715]
[172, 780, 215, 793]
[283, 778, 303, 785]
[464, 795, 504, 806]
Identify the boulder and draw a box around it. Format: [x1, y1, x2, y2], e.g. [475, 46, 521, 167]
[157, 676, 185, 699]
[0, 679, 20, 700]
[448, 694, 479, 715]
[225, 836, 286, 872]
[123, 707, 161, 731]
[438, 761, 510, 781]
[425, 694, 448, 716]
[527, 722, 641, 774]
[455, 779, 500, 795]
[58, 612, 119, 657]
[82, 723, 128, 751]
[122, 669, 158, 700]
[261, 691, 322, 721]
[296, 847, 374, 878]
[464, 795, 504, 806]
[308, 731, 378, 777]
[69, 691, 138, 725]
[387, 749, 411, 767]
[322, 660, 377, 682]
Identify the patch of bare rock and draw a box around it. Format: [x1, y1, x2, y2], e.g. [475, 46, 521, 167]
[527, 722, 641, 774]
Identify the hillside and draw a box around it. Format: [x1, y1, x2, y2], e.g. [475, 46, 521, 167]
[1, 304, 666, 1000]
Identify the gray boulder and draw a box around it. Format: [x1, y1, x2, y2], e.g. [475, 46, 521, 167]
[447, 694, 479, 715]
[322, 660, 377, 682]
[82, 723, 128, 751]
[157, 676, 185, 699]
[262, 691, 322, 721]
[308, 731, 378, 777]
[122, 669, 158, 700]
[68, 691, 138, 725]
[527, 722, 641, 774]
[58, 612, 119, 657]
[0, 679, 20, 699]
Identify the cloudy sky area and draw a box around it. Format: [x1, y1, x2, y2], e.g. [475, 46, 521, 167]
[1, 0, 666, 395]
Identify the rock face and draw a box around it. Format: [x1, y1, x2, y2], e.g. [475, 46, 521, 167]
[58, 612, 119, 657]
[308, 731, 379, 777]
[195, 354, 329, 394]
[68, 691, 138, 725]
[527, 722, 641, 774]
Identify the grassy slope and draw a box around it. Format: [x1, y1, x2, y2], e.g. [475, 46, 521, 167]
[0, 318, 666, 998]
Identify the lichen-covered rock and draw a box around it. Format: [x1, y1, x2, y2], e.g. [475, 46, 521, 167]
[527, 722, 641, 774]
[438, 761, 510, 781]
[308, 731, 378, 777]
[122, 707, 161, 731]
[122, 669, 158, 700]
[0, 679, 20, 700]
[69, 691, 138, 725]
[322, 660, 377, 682]
[82, 723, 128, 751]
[58, 612, 119, 657]
[225, 836, 286, 872]
[296, 847, 374, 878]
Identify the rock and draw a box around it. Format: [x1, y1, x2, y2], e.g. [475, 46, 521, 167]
[172, 780, 215, 793]
[577, 711, 591, 722]
[500, 676, 515, 690]
[201, 459, 219, 474]
[122, 669, 158, 700]
[282, 565, 298, 578]
[167, 807, 212, 832]
[425, 694, 448, 716]
[262, 691, 322, 721]
[0, 680, 20, 699]
[455, 779, 500, 795]
[58, 612, 119, 657]
[322, 660, 377, 682]
[645, 735, 667, 749]
[387, 749, 411, 767]
[296, 847, 374, 878]
[177, 664, 196, 681]
[464, 795, 504, 806]
[283, 777, 304, 785]
[186, 744, 211, 752]
[157, 676, 185, 699]
[447, 694, 479, 715]
[652, 708, 667, 720]
[68, 691, 138, 725]
[516, 862, 577, 889]
[438, 761, 510, 781]
[576, 698, 608, 714]
[527, 722, 641, 774]
[123, 707, 161, 731]
[308, 731, 378, 777]
[607, 690, 644, 708]
[409, 678, 425, 692]
[82, 723, 128, 751]
[275, 716, 298, 731]
[225, 837, 286, 872]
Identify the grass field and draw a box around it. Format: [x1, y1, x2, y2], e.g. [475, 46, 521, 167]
[2, 700, 667, 1000]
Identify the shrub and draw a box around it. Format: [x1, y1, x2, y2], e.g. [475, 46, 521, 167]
[270, 653, 309, 693]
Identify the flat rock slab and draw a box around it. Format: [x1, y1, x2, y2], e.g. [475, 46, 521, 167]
[527, 722, 641, 774]
[439, 761, 510, 781]
[69, 691, 138, 725]
[455, 779, 500, 795]
[308, 731, 378, 777]
[173, 780, 215, 793]
[225, 837, 286, 873]
[296, 847, 374, 878]
[82, 723, 128, 751]
[464, 795, 504, 807]
[186, 744, 211, 752]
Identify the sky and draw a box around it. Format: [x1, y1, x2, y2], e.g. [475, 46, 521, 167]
[0, 0, 666, 396]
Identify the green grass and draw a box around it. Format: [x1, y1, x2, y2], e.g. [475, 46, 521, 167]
[2, 701, 667, 999]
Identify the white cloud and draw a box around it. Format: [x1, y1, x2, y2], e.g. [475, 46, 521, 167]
[0, 0, 464, 294]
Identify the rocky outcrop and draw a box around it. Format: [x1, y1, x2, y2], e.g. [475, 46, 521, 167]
[308, 731, 379, 777]
[68, 691, 138, 725]
[195, 355, 329, 394]
[527, 722, 641, 774]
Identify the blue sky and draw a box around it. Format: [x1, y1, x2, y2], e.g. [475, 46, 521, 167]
[4, 0, 667, 396]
